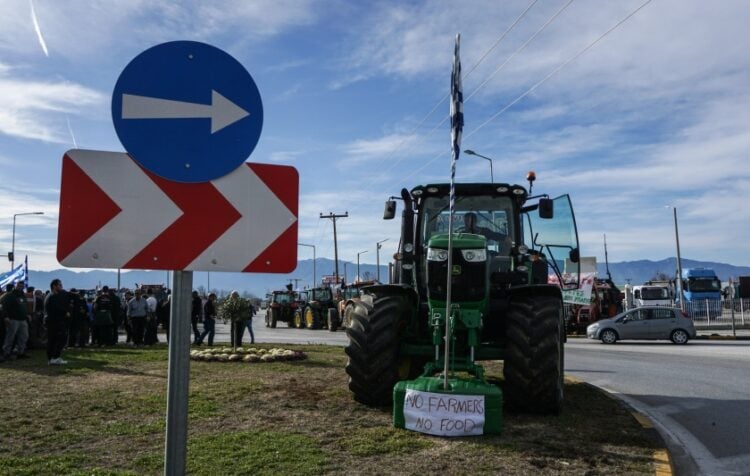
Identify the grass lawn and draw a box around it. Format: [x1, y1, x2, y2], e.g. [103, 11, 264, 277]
[0, 344, 661, 475]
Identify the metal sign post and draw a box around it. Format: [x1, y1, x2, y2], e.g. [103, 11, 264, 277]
[164, 270, 192, 475]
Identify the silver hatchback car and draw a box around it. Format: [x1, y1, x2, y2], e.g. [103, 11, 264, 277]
[586, 306, 697, 344]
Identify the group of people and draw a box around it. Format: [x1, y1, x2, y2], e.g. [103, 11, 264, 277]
[191, 290, 256, 347]
[0, 280, 172, 365]
[1, 281, 259, 365]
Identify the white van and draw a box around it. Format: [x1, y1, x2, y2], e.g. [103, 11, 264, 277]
[632, 285, 672, 307]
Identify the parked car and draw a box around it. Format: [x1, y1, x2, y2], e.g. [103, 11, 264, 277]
[587, 306, 696, 344]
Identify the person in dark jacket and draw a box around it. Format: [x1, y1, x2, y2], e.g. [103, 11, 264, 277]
[196, 293, 217, 346]
[107, 287, 122, 345]
[93, 288, 113, 347]
[2, 282, 31, 360]
[191, 291, 202, 344]
[67, 289, 89, 347]
[44, 279, 71, 365]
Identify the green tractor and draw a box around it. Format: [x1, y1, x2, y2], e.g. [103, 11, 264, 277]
[345, 179, 579, 414]
[300, 287, 337, 330]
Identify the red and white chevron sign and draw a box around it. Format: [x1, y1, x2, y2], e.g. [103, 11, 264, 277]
[57, 149, 298, 272]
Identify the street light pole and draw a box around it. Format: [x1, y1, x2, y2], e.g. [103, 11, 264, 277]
[10, 211, 44, 270]
[357, 250, 368, 284]
[463, 149, 494, 184]
[376, 239, 388, 283]
[299, 243, 316, 288]
[671, 206, 685, 311]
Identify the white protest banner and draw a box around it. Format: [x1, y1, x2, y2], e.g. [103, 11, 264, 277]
[403, 390, 484, 436]
[549, 272, 596, 305]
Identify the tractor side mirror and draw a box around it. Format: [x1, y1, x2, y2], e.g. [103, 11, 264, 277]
[538, 198, 553, 219]
[384, 200, 397, 220]
[569, 248, 579, 263]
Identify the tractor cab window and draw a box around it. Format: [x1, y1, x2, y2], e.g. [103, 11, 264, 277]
[522, 194, 580, 288]
[312, 288, 332, 301]
[421, 195, 513, 254]
[273, 293, 292, 304]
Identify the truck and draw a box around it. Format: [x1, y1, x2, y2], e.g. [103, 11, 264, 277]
[677, 268, 722, 318]
[632, 284, 672, 307]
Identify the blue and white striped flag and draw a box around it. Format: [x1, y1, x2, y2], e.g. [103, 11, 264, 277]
[0, 263, 26, 290]
[449, 34, 463, 215]
[444, 33, 463, 388]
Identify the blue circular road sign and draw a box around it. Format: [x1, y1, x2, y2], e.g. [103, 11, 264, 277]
[112, 41, 263, 182]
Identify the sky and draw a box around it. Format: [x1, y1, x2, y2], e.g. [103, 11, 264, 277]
[1, 0, 749, 279]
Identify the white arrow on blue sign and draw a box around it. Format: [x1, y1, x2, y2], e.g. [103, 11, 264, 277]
[112, 41, 263, 183]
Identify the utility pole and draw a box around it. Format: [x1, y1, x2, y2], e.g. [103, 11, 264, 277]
[376, 239, 388, 283]
[288, 278, 302, 289]
[320, 212, 348, 285]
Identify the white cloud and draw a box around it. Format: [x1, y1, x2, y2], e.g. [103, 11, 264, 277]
[0, 0, 319, 59]
[267, 150, 300, 163]
[0, 67, 104, 142]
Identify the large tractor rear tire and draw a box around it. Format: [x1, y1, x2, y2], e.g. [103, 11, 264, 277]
[504, 295, 564, 414]
[345, 295, 407, 406]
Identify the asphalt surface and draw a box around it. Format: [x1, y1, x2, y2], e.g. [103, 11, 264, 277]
[566, 338, 750, 475]
[157, 310, 350, 347]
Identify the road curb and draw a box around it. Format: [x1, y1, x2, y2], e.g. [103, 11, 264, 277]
[695, 335, 750, 340]
[565, 376, 674, 476]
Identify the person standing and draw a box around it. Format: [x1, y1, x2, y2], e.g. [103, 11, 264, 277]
[92, 288, 113, 347]
[246, 302, 256, 344]
[68, 289, 89, 347]
[0, 284, 12, 362]
[2, 282, 31, 360]
[144, 289, 159, 345]
[107, 287, 122, 345]
[158, 294, 171, 342]
[126, 290, 149, 346]
[44, 279, 71, 365]
[196, 293, 217, 346]
[225, 291, 248, 348]
[191, 291, 202, 344]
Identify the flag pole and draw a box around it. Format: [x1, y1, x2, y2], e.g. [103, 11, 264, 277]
[444, 33, 463, 390]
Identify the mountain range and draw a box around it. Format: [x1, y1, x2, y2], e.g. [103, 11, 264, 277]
[21, 257, 750, 296]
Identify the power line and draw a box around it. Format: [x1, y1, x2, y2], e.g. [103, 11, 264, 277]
[395, 0, 654, 186]
[466, 0, 654, 141]
[464, 0, 575, 103]
[357, 0, 542, 191]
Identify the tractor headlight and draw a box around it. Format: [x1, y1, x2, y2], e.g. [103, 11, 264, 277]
[427, 248, 449, 261]
[461, 249, 487, 262]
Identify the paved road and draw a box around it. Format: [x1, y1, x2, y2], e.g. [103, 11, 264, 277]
[566, 338, 750, 475]
[183, 310, 350, 347]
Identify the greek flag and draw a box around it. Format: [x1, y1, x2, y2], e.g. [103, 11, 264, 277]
[0, 263, 26, 290]
[444, 33, 463, 388]
[450, 33, 463, 168]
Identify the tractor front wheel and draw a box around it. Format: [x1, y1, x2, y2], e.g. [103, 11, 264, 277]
[345, 295, 407, 406]
[270, 308, 278, 328]
[293, 309, 304, 328]
[304, 306, 318, 329]
[504, 295, 564, 414]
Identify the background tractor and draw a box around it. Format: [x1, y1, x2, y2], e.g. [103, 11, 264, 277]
[334, 280, 378, 331]
[266, 289, 297, 328]
[345, 180, 580, 414]
[300, 287, 337, 330]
